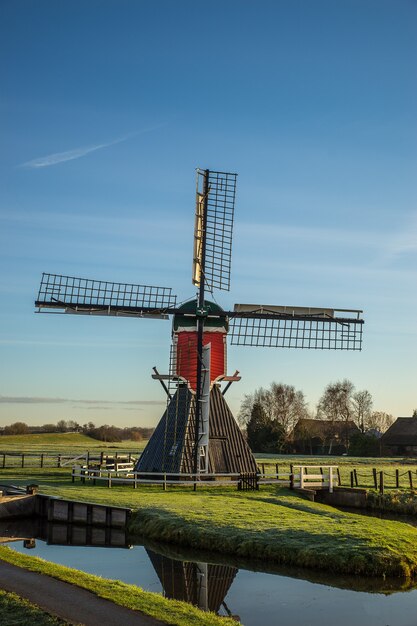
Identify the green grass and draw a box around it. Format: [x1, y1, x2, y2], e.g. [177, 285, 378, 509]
[0, 589, 70, 625]
[0, 432, 147, 455]
[0, 547, 238, 626]
[3, 467, 417, 580]
[255, 454, 417, 490]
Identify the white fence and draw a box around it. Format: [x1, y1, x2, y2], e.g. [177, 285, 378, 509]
[72, 464, 339, 492]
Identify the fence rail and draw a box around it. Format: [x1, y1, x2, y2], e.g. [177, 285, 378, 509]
[0, 451, 137, 469]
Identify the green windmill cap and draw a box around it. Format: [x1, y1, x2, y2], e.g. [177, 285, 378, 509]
[173, 298, 229, 331]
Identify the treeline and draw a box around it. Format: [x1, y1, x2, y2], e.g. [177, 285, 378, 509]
[239, 379, 407, 455]
[0, 419, 154, 442]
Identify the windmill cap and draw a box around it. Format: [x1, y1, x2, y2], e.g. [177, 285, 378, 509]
[173, 298, 228, 332]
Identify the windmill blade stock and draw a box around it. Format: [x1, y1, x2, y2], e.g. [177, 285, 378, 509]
[192, 169, 237, 293]
[228, 304, 364, 350]
[35, 273, 177, 319]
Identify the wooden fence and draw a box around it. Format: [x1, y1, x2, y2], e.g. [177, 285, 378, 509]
[0, 451, 137, 469]
[71, 464, 338, 491]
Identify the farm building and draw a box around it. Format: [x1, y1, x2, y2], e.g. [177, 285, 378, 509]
[292, 418, 360, 455]
[380, 416, 417, 456]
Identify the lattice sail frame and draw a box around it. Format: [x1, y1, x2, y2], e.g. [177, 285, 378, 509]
[228, 309, 363, 351]
[193, 169, 237, 293]
[36, 273, 176, 315]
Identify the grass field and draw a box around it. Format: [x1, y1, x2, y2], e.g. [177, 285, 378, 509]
[0, 432, 147, 456]
[0, 589, 69, 626]
[2, 466, 417, 580]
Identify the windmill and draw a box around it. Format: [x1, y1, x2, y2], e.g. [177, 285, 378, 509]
[35, 168, 364, 479]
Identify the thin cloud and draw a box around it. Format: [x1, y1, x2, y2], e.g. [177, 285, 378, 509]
[0, 395, 165, 406]
[19, 124, 164, 169]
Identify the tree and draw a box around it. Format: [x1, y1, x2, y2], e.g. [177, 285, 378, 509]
[413, 409, 417, 418]
[317, 379, 355, 450]
[3, 422, 29, 435]
[352, 390, 373, 433]
[238, 382, 308, 433]
[56, 420, 68, 433]
[246, 401, 286, 453]
[366, 411, 394, 434]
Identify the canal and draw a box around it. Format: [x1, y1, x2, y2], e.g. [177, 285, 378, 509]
[1, 520, 417, 626]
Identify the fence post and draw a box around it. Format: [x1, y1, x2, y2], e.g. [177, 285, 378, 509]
[379, 471, 384, 494]
[261, 463, 265, 476]
[353, 469, 358, 487]
[329, 467, 333, 493]
[408, 470, 413, 490]
[337, 468, 341, 486]
[134, 472, 137, 489]
[163, 473, 167, 491]
[40, 454, 44, 468]
[108, 472, 112, 488]
[300, 466, 304, 489]
[21, 454, 25, 468]
[396, 469, 399, 489]
[275, 463, 279, 476]
[71, 467, 75, 483]
[373, 468, 377, 489]
[100, 451, 104, 465]
[350, 471, 354, 488]
[86, 451, 90, 466]
[2, 454, 5, 469]
[58, 454, 61, 469]
[290, 464, 294, 490]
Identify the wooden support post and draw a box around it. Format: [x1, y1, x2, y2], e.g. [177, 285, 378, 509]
[290, 464, 294, 490]
[2, 454, 5, 469]
[373, 468, 378, 489]
[134, 473, 137, 489]
[40, 454, 44, 468]
[320, 467, 323, 475]
[58, 454, 61, 469]
[379, 471, 384, 494]
[261, 463, 265, 475]
[329, 467, 333, 493]
[100, 451, 104, 465]
[350, 471, 354, 488]
[396, 469, 400, 489]
[275, 463, 279, 477]
[21, 454, 25, 468]
[408, 470, 413, 490]
[108, 472, 112, 488]
[163, 473, 167, 491]
[337, 468, 342, 486]
[300, 466, 304, 489]
[353, 469, 358, 486]
[86, 451, 90, 465]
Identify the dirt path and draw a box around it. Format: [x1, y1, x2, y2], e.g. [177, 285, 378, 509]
[0, 560, 166, 626]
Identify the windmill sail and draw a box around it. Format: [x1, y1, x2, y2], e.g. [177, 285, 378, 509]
[35, 273, 176, 318]
[228, 303, 363, 350]
[192, 169, 237, 293]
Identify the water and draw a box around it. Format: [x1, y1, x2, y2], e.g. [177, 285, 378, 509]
[1, 520, 417, 626]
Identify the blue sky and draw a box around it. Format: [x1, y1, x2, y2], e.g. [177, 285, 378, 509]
[1, 0, 416, 427]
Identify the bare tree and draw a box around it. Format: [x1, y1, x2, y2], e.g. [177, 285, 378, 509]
[352, 389, 373, 433]
[317, 379, 355, 423]
[366, 411, 394, 434]
[238, 382, 308, 433]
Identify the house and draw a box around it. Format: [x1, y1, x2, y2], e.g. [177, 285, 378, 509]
[292, 418, 360, 455]
[380, 417, 417, 456]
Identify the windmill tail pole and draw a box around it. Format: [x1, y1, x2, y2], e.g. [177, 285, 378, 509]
[193, 169, 209, 489]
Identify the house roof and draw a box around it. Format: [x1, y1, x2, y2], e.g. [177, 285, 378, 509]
[380, 417, 417, 445]
[293, 418, 359, 439]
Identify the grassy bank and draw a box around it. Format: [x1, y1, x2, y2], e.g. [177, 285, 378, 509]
[0, 547, 238, 626]
[0, 432, 147, 456]
[2, 467, 417, 579]
[0, 589, 69, 626]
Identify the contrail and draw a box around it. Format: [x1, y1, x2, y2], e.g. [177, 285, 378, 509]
[20, 124, 164, 169]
